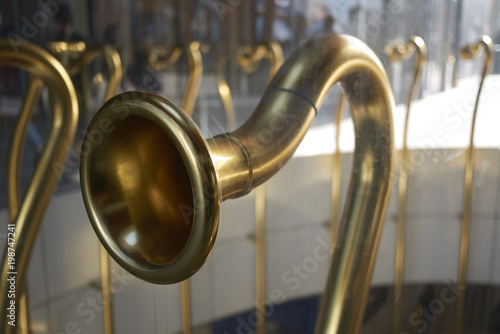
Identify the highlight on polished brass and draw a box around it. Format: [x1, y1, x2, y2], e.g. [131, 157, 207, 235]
[80, 34, 395, 333]
[0, 39, 78, 334]
[147, 41, 203, 116]
[47, 41, 122, 117]
[456, 35, 493, 334]
[386, 35, 427, 334]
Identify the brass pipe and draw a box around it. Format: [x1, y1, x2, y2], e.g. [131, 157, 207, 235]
[216, 59, 237, 130]
[80, 34, 395, 333]
[149, 41, 203, 334]
[217, 42, 284, 131]
[0, 39, 78, 333]
[456, 35, 493, 334]
[386, 36, 426, 334]
[330, 95, 346, 253]
[148, 41, 203, 116]
[236, 41, 284, 334]
[48, 42, 122, 118]
[48, 41, 122, 334]
[7, 76, 43, 334]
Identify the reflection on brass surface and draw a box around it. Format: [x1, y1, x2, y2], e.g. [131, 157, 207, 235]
[48, 42, 122, 118]
[386, 36, 427, 334]
[80, 34, 395, 333]
[0, 39, 78, 334]
[456, 35, 494, 334]
[147, 41, 203, 116]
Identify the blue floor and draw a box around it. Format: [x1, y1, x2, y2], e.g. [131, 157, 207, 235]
[212, 295, 321, 334]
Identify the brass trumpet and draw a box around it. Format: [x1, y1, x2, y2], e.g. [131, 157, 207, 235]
[80, 34, 395, 333]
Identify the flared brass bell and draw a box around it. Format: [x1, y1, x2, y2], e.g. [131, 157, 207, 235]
[81, 34, 395, 333]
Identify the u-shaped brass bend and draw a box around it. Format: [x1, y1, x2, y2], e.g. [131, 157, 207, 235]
[0, 39, 78, 332]
[81, 34, 395, 332]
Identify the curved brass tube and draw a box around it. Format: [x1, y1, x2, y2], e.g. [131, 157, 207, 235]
[237, 42, 284, 83]
[235, 41, 284, 334]
[456, 35, 493, 334]
[217, 42, 284, 130]
[80, 34, 395, 333]
[48, 42, 123, 119]
[147, 41, 202, 116]
[148, 42, 203, 334]
[0, 39, 78, 333]
[330, 94, 346, 253]
[7, 76, 43, 334]
[386, 35, 426, 334]
[216, 58, 237, 130]
[48, 41, 122, 334]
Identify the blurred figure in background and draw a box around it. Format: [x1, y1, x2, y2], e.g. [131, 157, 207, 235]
[51, 4, 85, 42]
[306, 2, 338, 38]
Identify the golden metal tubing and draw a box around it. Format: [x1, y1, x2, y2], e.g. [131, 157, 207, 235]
[148, 41, 203, 116]
[48, 42, 123, 119]
[7, 76, 43, 334]
[237, 42, 284, 83]
[217, 42, 284, 130]
[80, 34, 395, 333]
[216, 61, 236, 130]
[330, 95, 346, 253]
[235, 41, 284, 334]
[0, 39, 78, 333]
[49, 41, 121, 334]
[80, 43, 123, 104]
[148, 41, 203, 334]
[386, 36, 427, 334]
[456, 35, 494, 334]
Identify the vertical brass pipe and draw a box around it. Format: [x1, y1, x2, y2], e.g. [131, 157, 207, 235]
[180, 41, 203, 334]
[237, 42, 283, 334]
[81, 44, 121, 334]
[180, 280, 191, 334]
[99, 245, 113, 334]
[330, 95, 346, 252]
[385, 36, 426, 334]
[456, 35, 493, 334]
[148, 40, 203, 334]
[181, 42, 203, 117]
[0, 39, 78, 334]
[7, 76, 43, 334]
[47, 42, 122, 116]
[80, 44, 123, 115]
[254, 184, 266, 334]
[47, 41, 122, 334]
[148, 41, 203, 117]
[216, 58, 237, 130]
